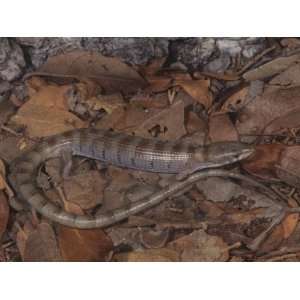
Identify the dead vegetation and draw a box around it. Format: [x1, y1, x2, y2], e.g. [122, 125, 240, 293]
[2, 38, 300, 261]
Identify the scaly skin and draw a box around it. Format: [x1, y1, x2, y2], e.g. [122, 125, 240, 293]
[9, 128, 254, 228]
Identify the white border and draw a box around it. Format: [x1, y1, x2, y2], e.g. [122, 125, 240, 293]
[1, 1, 300, 299]
[0, 0, 299, 36]
[0, 263, 299, 300]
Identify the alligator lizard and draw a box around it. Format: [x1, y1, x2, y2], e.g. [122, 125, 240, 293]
[9, 128, 254, 228]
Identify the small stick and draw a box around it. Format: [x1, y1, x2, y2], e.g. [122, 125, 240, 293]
[237, 46, 277, 75]
[265, 253, 298, 262]
[246, 209, 286, 251]
[0, 125, 22, 137]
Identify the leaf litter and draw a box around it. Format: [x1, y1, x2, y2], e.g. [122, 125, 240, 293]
[3, 44, 300, 261]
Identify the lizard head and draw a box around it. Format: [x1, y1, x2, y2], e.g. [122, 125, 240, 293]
[193, 141, 255, 168]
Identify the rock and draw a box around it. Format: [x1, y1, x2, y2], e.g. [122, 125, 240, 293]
[18, 37, 83, 68]
[172, 38, 216, 69]
[0, 38, 26, 81]
[17, 37, 169, 68]
[86, 37, 169, 65]
[204, 53, 231, 73]
[242, 44, 264, 59]
[216, 39, 241, 55]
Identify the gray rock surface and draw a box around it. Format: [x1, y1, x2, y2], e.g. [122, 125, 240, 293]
[1, 37, 267, 82]
[0, 38, 26, 81]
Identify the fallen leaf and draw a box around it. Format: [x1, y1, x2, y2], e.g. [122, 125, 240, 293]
[139, 228, 170, 249]
[37, 51, 147, 94]
[190, 190, 224, 218]
[220, 86, 249, 113]
[263, 109, 300, 136]
[196, 177, 240, 203]
[280, 38, 300, 49]
[134, 99, 186, 140]
[139, 57, 167, 78]
[282, 213, 299, 239]
[57, 226, 113, 261]
[63, 170, 106, 210]
[12, 104, 86, 138]
[0, 191, 9, 239]
[258, 208, 299, 255]
[242, 144, 300, 187]
[269, 64, 300, 88]
[130, 93, 170, 109]
[275, 146, 300, 188]
[185, 111, 207, 135]
[225, 208, 265, 225]
[243, 52, 300, 81]
[258, 224, 285, 254]
[168, 229, 229, 261]
[0, 159, 6, 190]
[63, 199, 85, 216]
[85, 94, 125, 114]
[242, 144, 285, 180]
[114, 248, 179, 262]
[22, 222, 61, 261]
[25, 80, 71, 110]
[96, 98, 186, 140]
[11, 83, 87, 137]
[208, 113, 238, 142]
[175, 79, 213, 109]
[236, 86, 300, 136]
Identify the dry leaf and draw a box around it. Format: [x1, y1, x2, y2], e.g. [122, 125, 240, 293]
[208, 113, 238, 142]
[243, 144, 300, 186]
[263, 109, 300, 136]
[281, 38, 300, 49]
[0, 191, 9, 239]
[220, 86, 249, 112]
[63, 199, 85, 216]
[168, 229, 229, 261]
[22, 222, 61, 261]
[114, 248, 179, 262]
[175, 79, 213, 109]
[96, 99, 186, 140]
[282, 213, 299, 239]
[11, 83, 87, 137]
[243, 52, 300, 81]
[0, 159, 6, 190]
[269, 64, 300, 88]
[258, 224, 285, 254]
[57, 226, 113, 261]
[185, 111, 207, 135]
[85, 94, 125, 114]
[12, 103, 87, 138]
[37, 51, 147, 94]
[139, 57, 167, 77]
[236, 86, 300, 136]
[26, 80, 71, 109]
[242, 144, 285, 180]
[258, 197, 298, 254]
[225, 208, 266, 225]
[275, 146, 300, 188]
[63, 170, 106, 210]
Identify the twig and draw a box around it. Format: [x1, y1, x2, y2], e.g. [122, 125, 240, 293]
[237, 46, 277, 75]
[265, 253, 298, 262]
[196, 46, 276, 82]
[258, 246, 300, 261]
[246, 209, 286, 251]
[0, 125, 22, 136]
